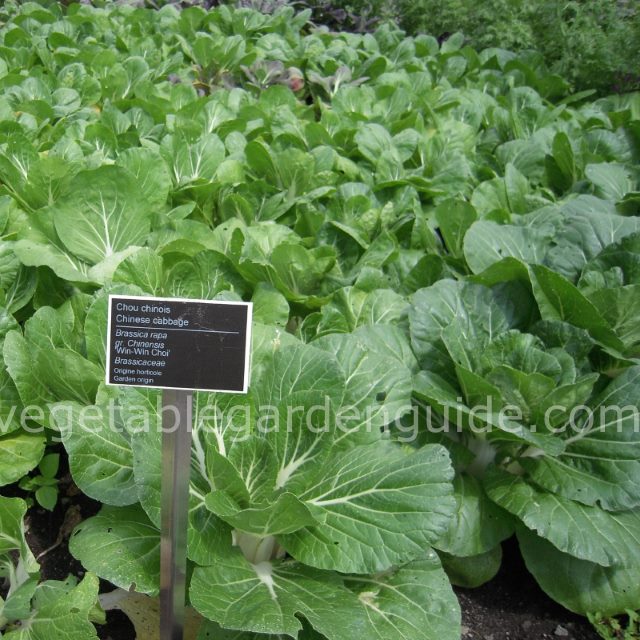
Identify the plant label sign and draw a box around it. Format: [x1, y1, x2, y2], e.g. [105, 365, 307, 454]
[106, 295, 252, 393]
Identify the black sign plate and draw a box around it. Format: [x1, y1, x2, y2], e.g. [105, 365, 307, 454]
[106, 295, 252, 393]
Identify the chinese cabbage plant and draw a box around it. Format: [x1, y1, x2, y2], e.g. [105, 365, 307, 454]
[61, 324, 459, 639]
[0, 496, 102, 639]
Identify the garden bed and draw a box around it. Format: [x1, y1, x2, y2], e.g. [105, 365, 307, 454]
[0, 3, 638, 639]
[9, 461, 598, 640]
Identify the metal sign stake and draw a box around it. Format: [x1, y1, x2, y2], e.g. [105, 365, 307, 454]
[160, 389, 193, 640]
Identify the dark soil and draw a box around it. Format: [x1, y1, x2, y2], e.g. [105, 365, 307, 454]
[24, 485, 136, 639]
[1, 449, 136, 640]
[95, 610, 137, 640]
[3, 455, 600, 640]
[455, 537, 600, 640]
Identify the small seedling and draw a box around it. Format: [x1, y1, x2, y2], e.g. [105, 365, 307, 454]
[589, 610, 640, 640]
[19, 453, 60, 512]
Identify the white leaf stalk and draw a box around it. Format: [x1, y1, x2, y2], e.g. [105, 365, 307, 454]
[234, 531, 285, 565]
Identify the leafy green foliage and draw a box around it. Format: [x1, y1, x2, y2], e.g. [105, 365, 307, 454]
[0, 1, 637, 638]
[590, 609, 640, 640]
[18, 452, 60, 511]
[395, 0, 640, 95]
[0, 496, 102, 637]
